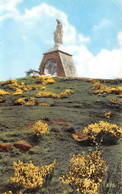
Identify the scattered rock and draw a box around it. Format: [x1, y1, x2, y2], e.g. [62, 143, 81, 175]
[14, 141, 32, 152]
[73, 132, 88, 141]
[0, 143, 13, 152]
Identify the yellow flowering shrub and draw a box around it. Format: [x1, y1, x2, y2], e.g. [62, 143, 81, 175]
[8, 81, 18, 89]
[31, 84, 42, 90]
[39, 76, 55, 85]
[4, 191, 22, 194]
[42, 86, 46, 91]
[9, 81, 42, 92]
[32, 75, 41, 78]
[32, 75, 55, 84]
[1, 78, 42, 93]
[109, 98, 118, 104]
[14, 98, 25, 105]
[0, 89, 10, 96]
[39, 103, 50, 107]
[60, 150, 107, 194]
[93, 81, 122, 96]
[32, 120, 49, 136]
[104, 111, 111, 119]
[0, 96, 5, 103]
[10, 160, 56, 189]
[12, 88, 23, 95]
[83, 121, 122, 141]
[118, 93, 122, 98]
[1, 79, 17, 85]
[37, 89, 73, 98]
[1, 77, 53, 97]
[111, 86, 122, 95]
[14, 97, 37, 106]
[20, 84, 42, 91]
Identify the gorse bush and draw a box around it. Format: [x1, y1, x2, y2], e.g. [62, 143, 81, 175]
[12, 88, 23, 95]
[14, 97, 38, 106]
[93, 81, 110, 95]
[39, 102, 50, 106]
[73, 121, 122, 145]
[37, 89, 73, 98]
[104, 111, 111, 119]
[39, 75, 55, 85]
[83, 121, 122, 142]
[32, 75, 41, 78]
[93, 81, 122, 96]
[0, 89, 10, 95]
[60, 150, 107, 194]
[1, 78, 43, 94]
[118, 93, 122, 98]
[9, 81, 42, 92]
[10, 160, 56, 189]
[1, 79, 16, 85]
[4, 191, 22, 194]
[32, 120, 49, 136]
[0, 96, 5, 103]
[109, 98, 118, 104]
[32, 75, 55, 84]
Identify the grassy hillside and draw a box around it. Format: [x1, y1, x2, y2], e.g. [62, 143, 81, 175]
[0, 76, 122, 194]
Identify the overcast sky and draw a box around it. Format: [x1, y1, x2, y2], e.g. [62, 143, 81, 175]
[0, 0, 122, 81]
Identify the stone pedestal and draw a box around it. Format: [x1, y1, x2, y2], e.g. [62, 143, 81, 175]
[39, 49, 77, 77]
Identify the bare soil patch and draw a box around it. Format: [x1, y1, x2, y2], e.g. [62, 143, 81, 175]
[51, 120, 71, 126]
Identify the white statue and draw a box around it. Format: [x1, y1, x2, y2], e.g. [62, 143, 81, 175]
[54, 19, 63, 45]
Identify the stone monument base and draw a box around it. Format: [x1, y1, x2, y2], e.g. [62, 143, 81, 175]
[39, 50, 77, 77]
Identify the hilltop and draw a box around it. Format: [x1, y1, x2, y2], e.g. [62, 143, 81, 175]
[0, 76, 122, 194]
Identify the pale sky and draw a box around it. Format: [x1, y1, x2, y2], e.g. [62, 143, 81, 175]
[0, 0, 122, 81]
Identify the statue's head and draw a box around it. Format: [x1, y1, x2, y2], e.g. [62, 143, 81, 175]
[56, 19, 61, 24]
